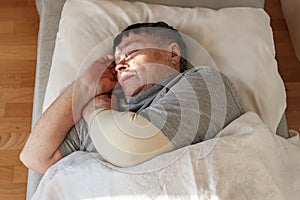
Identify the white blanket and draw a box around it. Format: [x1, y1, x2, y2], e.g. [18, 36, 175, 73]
[32, 112, 300, 200]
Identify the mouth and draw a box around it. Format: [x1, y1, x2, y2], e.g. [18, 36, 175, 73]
[120, 72, 135, 82]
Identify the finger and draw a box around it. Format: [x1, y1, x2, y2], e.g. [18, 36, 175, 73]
[105, 55, 115, 67]
[96, 94, 110, 98]
[96, 78, 117, 95]
[108, 64, 117, 79]
[102, 70, 117, 81]
[94, 95, 111, 109]
[95, 94, 111, 103]
[107, 54, 114, 60]
[98, 54, 114, 63]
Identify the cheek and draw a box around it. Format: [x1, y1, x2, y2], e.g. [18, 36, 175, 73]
[127, 55, 150, 73]
[132, 54, 149, 65]
[117, 73, 122, 82]
[132, 64, 147, 81]
[138, 65, 164, 85]
[133, 51, 166, 65]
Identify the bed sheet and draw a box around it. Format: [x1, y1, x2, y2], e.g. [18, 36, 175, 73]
[31, 112, 300, 200]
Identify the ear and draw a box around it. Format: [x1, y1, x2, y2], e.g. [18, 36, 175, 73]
[167, 43, 181, 67]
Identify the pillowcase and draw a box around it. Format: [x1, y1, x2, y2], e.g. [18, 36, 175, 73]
[43, 0, 286, 133]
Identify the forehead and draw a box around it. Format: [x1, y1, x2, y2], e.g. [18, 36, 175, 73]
[115, 33, 159, 54]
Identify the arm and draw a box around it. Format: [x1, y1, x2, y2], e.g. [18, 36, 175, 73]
[82, 95, 175, 167]
[81, 67, 240, 167]
[20, 55, 117, 174]
[20, 83, 85, 174]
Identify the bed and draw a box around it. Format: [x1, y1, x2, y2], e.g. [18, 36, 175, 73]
[27, 0, 300, 199]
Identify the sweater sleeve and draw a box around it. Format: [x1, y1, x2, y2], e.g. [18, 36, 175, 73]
[87, 109, 175, 167]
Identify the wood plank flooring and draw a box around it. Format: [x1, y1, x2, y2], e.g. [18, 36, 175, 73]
[265, 0, 300, 132]
[0, 0, 299, 199]
[0, 0, 37, 199]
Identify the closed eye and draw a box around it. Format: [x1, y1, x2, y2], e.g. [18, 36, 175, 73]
[125, 49, 140, 59]
[115, 49, 141, 65]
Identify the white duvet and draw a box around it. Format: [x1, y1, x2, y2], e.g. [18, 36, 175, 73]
[32, 112, 300, 200]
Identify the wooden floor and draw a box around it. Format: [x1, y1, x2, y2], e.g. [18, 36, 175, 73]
[0, 0, 38, 199]
[0, 0, 299, 199]
[265, 0, 300, 133]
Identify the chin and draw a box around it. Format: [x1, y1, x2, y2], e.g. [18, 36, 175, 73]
[123, 87, 140, 98]
[124, 84, 149, 98]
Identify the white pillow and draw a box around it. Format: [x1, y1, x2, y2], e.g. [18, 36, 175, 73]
[44, 0, 286, 133]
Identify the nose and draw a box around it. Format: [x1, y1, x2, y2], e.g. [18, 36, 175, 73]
[115, 53, 129, 73]
[115, 63, 129, 73]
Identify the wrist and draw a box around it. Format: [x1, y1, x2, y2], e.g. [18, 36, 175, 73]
[70, 80, 94, 121]
[74, 78, 94, 101]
